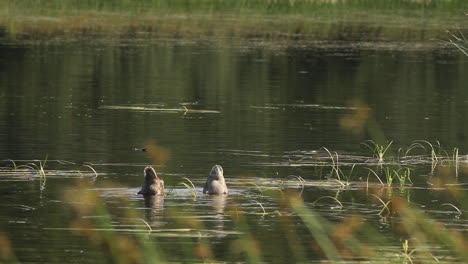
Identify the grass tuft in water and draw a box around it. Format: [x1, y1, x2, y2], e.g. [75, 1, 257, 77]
[362, 140, 393, 163]
[178, 177, 198, 201]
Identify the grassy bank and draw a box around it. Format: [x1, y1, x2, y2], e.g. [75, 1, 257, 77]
[0, 0, 467, 43]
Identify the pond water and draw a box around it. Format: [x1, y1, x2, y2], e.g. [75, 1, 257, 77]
[0, 40, 467, 263]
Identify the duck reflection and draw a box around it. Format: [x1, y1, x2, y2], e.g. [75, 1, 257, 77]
[142, 194, 165, 225]
[207, 194, 227, 230]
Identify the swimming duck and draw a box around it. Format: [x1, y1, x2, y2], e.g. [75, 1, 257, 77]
[138, 166, 164, 195]
[203, 165, 228, 195]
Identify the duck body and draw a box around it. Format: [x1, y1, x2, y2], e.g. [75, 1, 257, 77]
[138, 166, 164, 195]
[203, 165, 228, 195]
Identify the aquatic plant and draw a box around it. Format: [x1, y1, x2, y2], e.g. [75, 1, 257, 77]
[362, 140, 393, 163]
[312, 195, 343, 209]
[340, 164, 358, 186]
[2, 139, 468, 263]
[178, 177, 198, 200]
[365, 168, 385, 187]
[394, 167, 412, 187]
[322, 147, 358, 186]
[370, 194, 392, 216]
[365, 166, 412, 187]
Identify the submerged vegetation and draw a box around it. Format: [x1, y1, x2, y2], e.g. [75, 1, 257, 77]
[0, 0, 467, 42]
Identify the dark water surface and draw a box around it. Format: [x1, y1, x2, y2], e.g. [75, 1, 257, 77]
[0, 41, 467, 263]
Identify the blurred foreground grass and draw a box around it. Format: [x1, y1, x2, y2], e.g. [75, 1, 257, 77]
[0, 0, 467, 42]
[34, 180, 468, 262]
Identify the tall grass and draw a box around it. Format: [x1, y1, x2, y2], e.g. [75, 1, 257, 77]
[1, 0, 466, 41]
[6, 0, 468, 14]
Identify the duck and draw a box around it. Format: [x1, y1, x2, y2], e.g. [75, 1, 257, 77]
[203, 165, 228, 195]
[138, 166, 164, 195]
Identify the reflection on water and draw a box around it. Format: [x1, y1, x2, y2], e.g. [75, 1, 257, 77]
[209, 195, 227, 216]
[0, 42, 467, 263]
[142, 195, 164, 225]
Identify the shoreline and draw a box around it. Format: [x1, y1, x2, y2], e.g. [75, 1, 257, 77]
[0, 11, 466, 46]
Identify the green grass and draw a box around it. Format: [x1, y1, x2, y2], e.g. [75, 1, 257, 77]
[4, 0, 468, 14]
[0, 0, 467, 42]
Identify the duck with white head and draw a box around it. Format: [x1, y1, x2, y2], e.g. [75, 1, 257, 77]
[203, 165, 228, 195]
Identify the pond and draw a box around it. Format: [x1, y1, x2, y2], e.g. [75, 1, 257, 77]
[0, 40, 467, 263]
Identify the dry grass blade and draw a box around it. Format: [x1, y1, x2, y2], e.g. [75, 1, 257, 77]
[405, 142, 426, 156]
[447, 30, 468, 56]
[330, 179, 345, 187]
[138, 218, 153, 233]
[312, 196, 343, 208]
[322, 147, 340, 180]
[285, 175, 305, 189]
[441, 203, 462, 217]
[83, 164, 98, 179]
[369, 194, 391, 216]
[414, 140, 438, 162]
[250, 183, 263, 195]
[365, 168, 385, 186]
[7, 159, 17, 170]
[57, 159, 76, 165]
[253, 200, 267, 216]
[16, 164, 36, 171]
